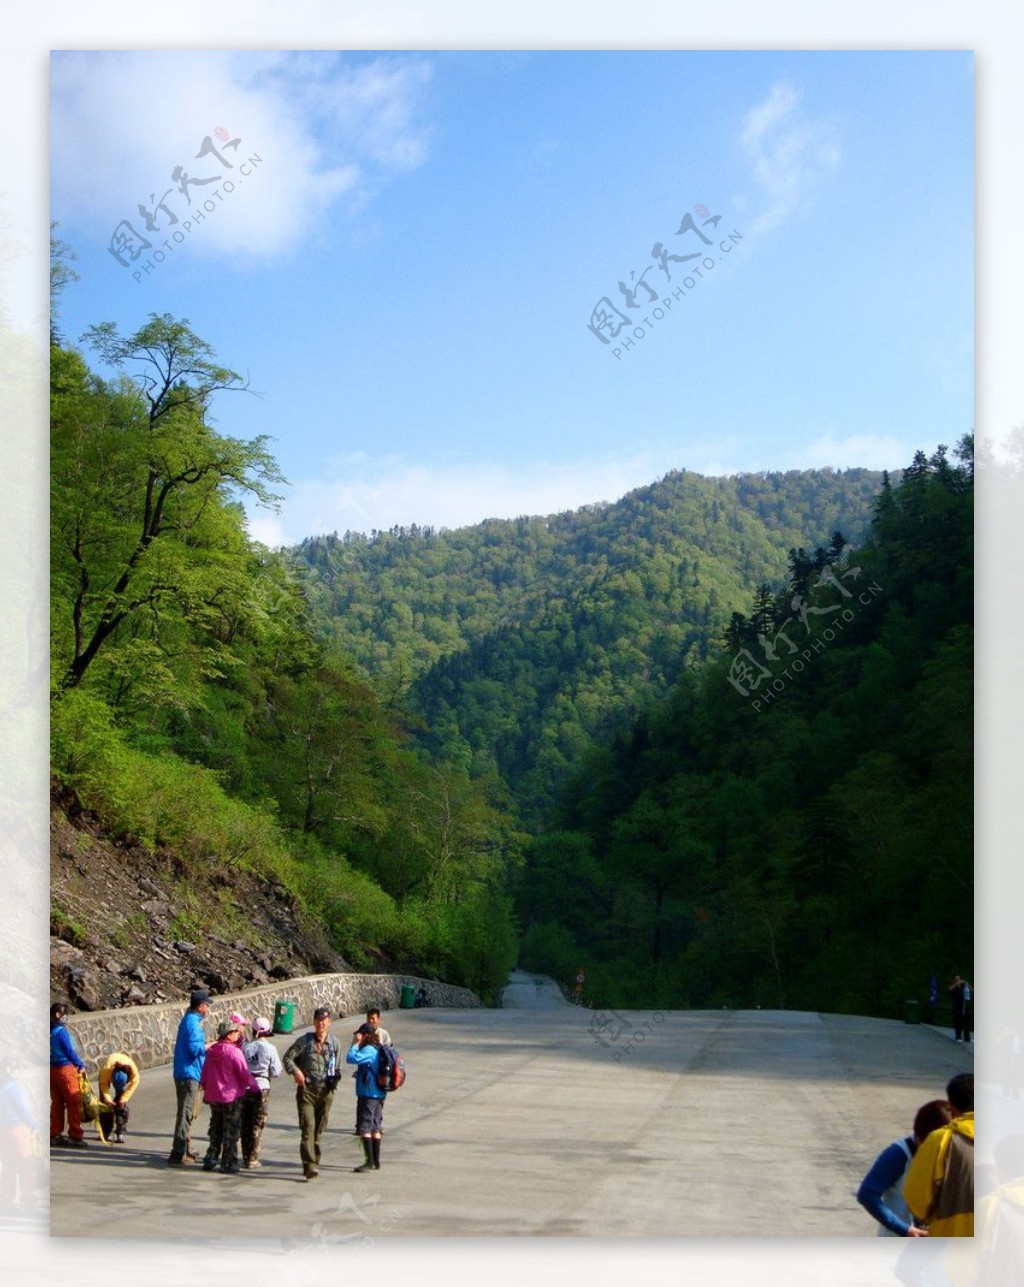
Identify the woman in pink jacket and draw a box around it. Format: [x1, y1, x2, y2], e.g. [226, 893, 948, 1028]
[199, 1018, 260, 1174]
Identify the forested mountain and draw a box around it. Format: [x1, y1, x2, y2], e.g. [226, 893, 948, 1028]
[49, 290, 518, 1003]
[296, 469, 884, 824]
[515, 441, 973, 1017]
[50, 242, 972, 1022]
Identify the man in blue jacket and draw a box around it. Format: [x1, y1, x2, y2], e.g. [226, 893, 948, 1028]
[346, 1022, 386, 1172]
[168, 988, 210, 1165]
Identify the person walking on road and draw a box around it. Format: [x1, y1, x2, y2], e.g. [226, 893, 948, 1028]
[49, 1002, 86, 1149]
[347, 1022, 386, 1173]
[949, 975, 973, 1043]
[168, 988, 210, 1165]
[241, 1015, 282, 1168]
[857, 1099, 953, 1236]
[0, 1056, 38, 1211]
[199, 1018, 261, 1174]
[282, 1007, 341, 1181]
[97, 1051, 140, 1144]
[904, 1072, 975, 1237]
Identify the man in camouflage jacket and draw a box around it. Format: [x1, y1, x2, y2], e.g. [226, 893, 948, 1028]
[283, 1007, 341, 1180]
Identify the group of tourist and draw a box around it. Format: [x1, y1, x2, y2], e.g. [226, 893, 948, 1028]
[168, 991, 393, 1179]
[42, 990, 396, 1186]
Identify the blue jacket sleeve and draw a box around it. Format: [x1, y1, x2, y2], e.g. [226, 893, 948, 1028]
[856, 1142, 913, 1236]
[346, 1043, 384, 1097]
[346, 1043, 375, 1067]
[187, 1013, 206, 1061]
[50, 1025, 85, 1070]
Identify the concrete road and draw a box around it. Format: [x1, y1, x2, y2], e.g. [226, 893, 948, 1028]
[500, 969, 571, 1008]
[47, 1001, 975, 1240]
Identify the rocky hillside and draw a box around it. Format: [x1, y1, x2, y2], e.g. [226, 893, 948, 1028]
[50, 787, 352, 1013]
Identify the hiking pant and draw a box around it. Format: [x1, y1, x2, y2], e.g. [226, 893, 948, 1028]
[205, 1100, 243, 1170]
[954, 1004, 972, 1042]
[295, 1084, 335, 1170]
[241, 1088, 270, 1163]
[107, 1096, 130, 1137]
[0, 1123, 36, 1209]
[171, 1077, 201, 1159]
[49, 1064, 84, 1141]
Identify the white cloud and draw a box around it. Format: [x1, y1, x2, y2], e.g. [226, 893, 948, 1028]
[245, 431, 914, 549]
[246, 451, 685, 546]
[50, 50, 433, 260]
[779, 431, 907, 473]
[738, 79, 840, 237]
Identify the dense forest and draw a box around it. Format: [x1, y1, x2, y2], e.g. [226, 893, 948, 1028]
[50, 234, 972, 1018]
[515, 442, 973, 1016]
[295, 468, 884, 826]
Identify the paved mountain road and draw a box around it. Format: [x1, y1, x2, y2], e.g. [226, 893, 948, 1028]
[48, 995, 974, 1240]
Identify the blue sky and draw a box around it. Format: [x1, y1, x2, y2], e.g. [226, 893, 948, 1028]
[50, 49, 973, 546]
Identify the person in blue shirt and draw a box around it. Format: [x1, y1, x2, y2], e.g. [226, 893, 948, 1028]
[49, 1002, 86, 1148]
[346, 1023, 386, 1172]
[168, 988, 210, 1165]
[857, 1098, 953, 1236]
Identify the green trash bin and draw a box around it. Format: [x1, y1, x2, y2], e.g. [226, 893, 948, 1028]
[400, 984, 416, 1010]
[905, 998, 920, 1025]
[273, 999, 296, 1034]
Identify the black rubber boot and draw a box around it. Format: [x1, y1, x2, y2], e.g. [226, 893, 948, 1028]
[371, 1137, 381, 1169]
[354, 1137, 374, 1172]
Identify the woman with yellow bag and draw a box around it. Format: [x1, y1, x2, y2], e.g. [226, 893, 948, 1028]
[49, 1002, 87, 1148]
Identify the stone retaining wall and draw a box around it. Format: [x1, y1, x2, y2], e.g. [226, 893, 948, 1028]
[67, 973, 480, 1076]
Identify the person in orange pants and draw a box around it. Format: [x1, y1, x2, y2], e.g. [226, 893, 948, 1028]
[0, 1056, 38, 1210]
[49, 1003, 87, 1148]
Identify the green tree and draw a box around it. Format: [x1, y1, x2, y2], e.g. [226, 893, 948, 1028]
[405, 764, 520, 904]
[50, 221, 79, 344]
[609, 789, 710, 967]
[260, 657, 393, 842]
[52, 315, 283, 696]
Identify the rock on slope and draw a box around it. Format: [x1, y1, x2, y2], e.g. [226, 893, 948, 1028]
[50, 789, 351, 1012]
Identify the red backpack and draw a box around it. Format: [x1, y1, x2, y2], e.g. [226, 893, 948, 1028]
[375, 1044, 406, 1091]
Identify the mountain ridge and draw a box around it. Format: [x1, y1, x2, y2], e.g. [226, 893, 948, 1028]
[295, 463, 889, 827]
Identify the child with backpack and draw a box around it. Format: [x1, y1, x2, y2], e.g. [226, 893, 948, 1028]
[346, 1022, 403, 1172]
[352, 1009, 391, 1132]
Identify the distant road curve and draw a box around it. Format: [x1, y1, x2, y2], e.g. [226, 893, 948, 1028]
[500, 968, 572, 1008]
